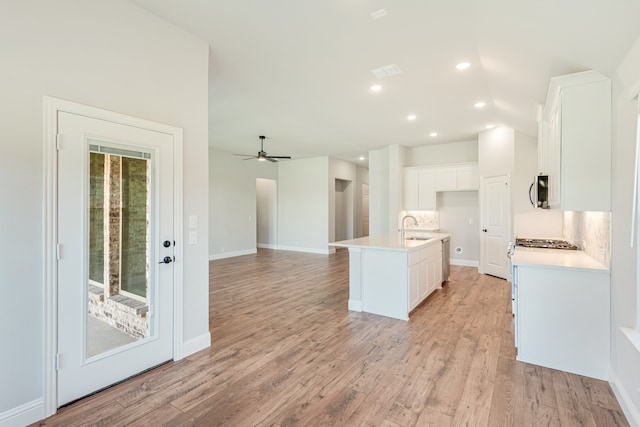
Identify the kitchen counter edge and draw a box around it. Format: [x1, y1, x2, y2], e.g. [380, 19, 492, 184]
[330, 232, 451, 252]
[511, 247, 609, 272]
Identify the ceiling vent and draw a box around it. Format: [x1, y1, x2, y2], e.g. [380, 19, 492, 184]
[371, 64, 402, 79]
[370, 9, 388, 20]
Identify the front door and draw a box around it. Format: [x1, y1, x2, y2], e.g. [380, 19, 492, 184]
[56, 111, 175, 406]
[480, 174, 511, 280]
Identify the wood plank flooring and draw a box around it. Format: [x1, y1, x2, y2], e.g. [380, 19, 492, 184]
[36, 248, 628, 426]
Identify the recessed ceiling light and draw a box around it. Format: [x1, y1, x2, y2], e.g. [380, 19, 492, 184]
[407, 115, 417, 121]
[456, 62, 471, 70]
[370, 84, 382, 92]
[486, 124, 495, 129]
[370, 9, 388, 20]
[474, 101, 486, 108]
[359, 156, 366, 161]
[429, 132, 438, 137]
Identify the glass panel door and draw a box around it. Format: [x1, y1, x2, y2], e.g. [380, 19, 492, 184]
[87, 144, 153, 358]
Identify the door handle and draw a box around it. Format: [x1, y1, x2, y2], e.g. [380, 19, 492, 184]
[482, 228, 487, 232]
[158, 256, 173, 264]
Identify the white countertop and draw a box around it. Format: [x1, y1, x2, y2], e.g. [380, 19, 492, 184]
[512, 247, 609, 272]
[330, 232, 450, 252]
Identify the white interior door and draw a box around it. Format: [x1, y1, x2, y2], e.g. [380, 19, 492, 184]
[57, 111, 174, 406]
[362, 183, 369, 237]
[480, 174, 511, 279]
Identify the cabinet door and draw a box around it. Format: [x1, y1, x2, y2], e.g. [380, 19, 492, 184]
[560, 81, 611, 211]
[408, 263, 420, 310]
[404, 169, 419, 210]
[457, 165, 478, 190]
[548, 106, 561, 208]
[418, 170, 436, 210]
[434, 251, 442, 287]
[419, 259, 429, 300]
[435, 167, 457, 191]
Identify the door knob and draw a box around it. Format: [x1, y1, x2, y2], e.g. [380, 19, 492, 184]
[163, 240, 172, 248]
[158, 256, 173, 264]
[482, 228, 487, 232]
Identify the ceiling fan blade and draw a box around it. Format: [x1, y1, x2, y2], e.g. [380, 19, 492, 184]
[266, 157, 278, 163]
[242, 157, 257, 161]
[233, 153, 255, 157]
[267, 155, 291, 159]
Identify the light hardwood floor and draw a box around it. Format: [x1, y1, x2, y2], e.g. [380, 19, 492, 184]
[37, 248, 628, 426]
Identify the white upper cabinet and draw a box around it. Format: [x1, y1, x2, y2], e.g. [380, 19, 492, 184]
[435, 164, 479, 191]
[404, 168, 435, 211]
[538, 70, 611, 211]
[435, 168, 457, 191]
[404, 163, 478, 211]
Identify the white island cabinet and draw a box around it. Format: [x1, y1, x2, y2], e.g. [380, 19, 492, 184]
[512, 248, 610, 380]
[331, 233, 447, 320]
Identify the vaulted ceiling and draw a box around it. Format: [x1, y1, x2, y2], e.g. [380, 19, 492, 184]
[133, 0, 640, 165]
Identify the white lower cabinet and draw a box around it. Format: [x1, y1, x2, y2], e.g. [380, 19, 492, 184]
[514, 264, 610, 380]
[408, 243, 442, 311]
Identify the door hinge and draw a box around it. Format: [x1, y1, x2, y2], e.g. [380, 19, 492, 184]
[56, 243, 62, 260]
[56, 353, 62, 370]
[56, 134, 61, 150]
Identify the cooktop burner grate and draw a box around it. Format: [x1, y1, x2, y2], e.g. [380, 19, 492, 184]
[515, 238, 578, 250]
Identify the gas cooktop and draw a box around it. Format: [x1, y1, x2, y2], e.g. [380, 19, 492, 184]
[515, 238, 578, 250]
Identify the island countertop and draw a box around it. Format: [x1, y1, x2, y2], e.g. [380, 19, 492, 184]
[330, 232, 451, 252]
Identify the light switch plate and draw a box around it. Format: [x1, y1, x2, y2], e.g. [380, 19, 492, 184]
[189, 215, 198, 229]
[189, 231, 198, 244]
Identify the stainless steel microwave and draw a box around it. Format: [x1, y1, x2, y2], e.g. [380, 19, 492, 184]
[529, 175, 549, 209]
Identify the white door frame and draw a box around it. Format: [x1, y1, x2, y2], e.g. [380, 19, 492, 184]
[42, 96, 184, 417]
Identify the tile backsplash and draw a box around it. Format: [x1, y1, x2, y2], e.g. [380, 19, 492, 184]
[400, 211, 440, 230]
[563, 211, 611, 268]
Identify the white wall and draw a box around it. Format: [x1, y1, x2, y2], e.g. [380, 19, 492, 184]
[407, 140, 478, 166]
[278, 157, 330, 253]
[0, 1, 209, 423]
[437, 192, 479, 264]
[368, 145, 405, 235]
[209, 148, 277, 259]
[610, 34, 640, 425]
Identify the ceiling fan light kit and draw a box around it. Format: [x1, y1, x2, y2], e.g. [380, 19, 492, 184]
[233, 135, 292, 163]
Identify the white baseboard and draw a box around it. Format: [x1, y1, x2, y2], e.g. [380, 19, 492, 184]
[257, 243, 277, 249]
[609, 366, 640, 427]
[276, 245, 332, 255]
[450, 259, 479, 267]
[182, 332, 211, 358]
[0, 398, 44, 427]
[209, 248, 257, 261]
[348, 300, 362, 312]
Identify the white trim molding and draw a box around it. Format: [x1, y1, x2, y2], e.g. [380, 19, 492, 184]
[276, 245, 333, 255]
[609, 365, 640, 427]
[209, 248, 257, 260]
[42, 96, 185, 417]
[450, 259, 479, 268]
[182, 332, 212, 358]
[0, 398, 44, 427]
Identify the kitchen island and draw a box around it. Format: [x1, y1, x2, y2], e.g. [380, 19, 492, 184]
[330, 232, 450, 320]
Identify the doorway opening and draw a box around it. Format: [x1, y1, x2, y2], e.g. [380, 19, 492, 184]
[256, 178, 277, 249]
[335, 179, 353, 241]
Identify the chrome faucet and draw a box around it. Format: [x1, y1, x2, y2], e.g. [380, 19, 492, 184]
[401, 215, 419, 240]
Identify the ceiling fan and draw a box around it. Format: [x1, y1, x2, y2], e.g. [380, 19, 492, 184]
[233, 135, 292, 163]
